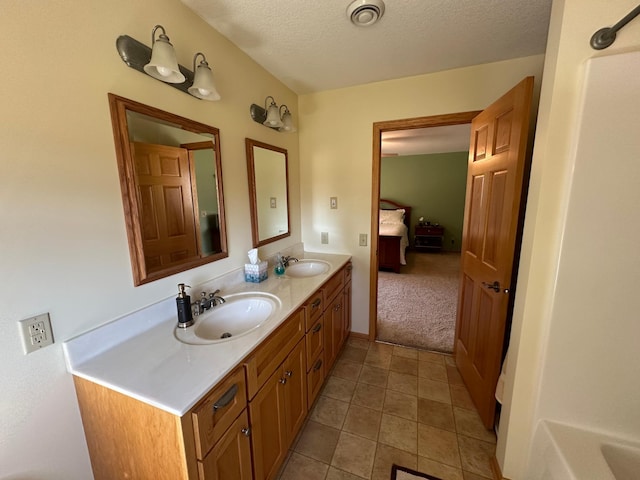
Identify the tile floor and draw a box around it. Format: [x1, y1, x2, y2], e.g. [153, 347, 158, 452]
[277, 338, 496, 480]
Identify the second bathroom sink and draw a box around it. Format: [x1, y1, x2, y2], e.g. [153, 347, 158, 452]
[285, 259, 330, 278]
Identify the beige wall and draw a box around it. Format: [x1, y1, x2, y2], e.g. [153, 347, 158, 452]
[496, 0, 640, 477]
[0, 1, 299, 478]
[298, 55, 545, 335]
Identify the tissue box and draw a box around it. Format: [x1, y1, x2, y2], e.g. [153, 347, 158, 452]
[244, 261, 268, 283]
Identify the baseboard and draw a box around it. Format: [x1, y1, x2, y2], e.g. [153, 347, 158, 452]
[491, 455, 510, 480]
[348, 331, 369, 341]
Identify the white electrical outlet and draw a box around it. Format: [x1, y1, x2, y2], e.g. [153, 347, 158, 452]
[359, 233, 368, 246]
[19, 313, 54, 354]
[321, 232, 329, 244]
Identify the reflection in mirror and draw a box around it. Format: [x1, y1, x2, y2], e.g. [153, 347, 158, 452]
[108, 94, 227, 286]
[245, 138, 290, 247]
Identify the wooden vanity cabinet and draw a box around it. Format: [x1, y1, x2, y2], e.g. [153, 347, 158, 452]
[323, 262, 353, 372]
[301, 289, 324, 408]
[73, 260, 352, 480]
[73, 365, 249, 480]
[247, 341, 306, 480]
[197, 410, 252, 480]
[191, 367, 252, 480]
[244, 310, 307, 480]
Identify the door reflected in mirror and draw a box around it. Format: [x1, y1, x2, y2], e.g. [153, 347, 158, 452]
[108, 94, 228, 286]
[245, 138, 290, 247]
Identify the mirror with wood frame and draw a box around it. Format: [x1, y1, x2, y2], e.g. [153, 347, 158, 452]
[108, 94, 227, 286]
[245, 138, 290, 247]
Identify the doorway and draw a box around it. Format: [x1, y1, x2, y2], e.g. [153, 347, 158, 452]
[368, 111, 480, 344]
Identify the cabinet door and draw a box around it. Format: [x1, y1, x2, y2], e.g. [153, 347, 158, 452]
[282, 339, 307, 443]
[248, 369, 287, 480]
[324, 293, 344, 370]
[198, 410, 252, 480]
[343, 281, 352, 344]
[305, 315, 324, 368]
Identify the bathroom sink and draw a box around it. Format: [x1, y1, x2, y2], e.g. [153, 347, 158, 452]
[174, 292, 281, 345]
[602, 443, 640, 480]
[285, 259, 330, 278]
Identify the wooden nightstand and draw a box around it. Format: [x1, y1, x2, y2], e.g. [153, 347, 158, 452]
[414, 225, 444, 252]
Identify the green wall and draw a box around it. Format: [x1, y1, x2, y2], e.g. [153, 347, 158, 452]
[381, 152, 468, 251]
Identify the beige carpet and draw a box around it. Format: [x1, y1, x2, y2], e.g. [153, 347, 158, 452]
[377, 251, 460, 353]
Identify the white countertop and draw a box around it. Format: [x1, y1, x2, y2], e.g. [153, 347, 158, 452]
[63, 252, 351, 416]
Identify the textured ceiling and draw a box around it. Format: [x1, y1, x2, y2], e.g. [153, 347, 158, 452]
[181, 0, 552, 95]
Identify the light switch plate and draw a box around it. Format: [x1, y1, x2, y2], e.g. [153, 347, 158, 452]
[321, 232, 329, 244]
[359, 233, 368, 246]
[330, 197, 338, 209]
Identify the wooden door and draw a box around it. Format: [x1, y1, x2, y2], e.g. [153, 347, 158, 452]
[131, 142, 199, 273]
[198, 410, 253, 480]
[248, 369, 287, 480]
[455, 77, 534, 428]
[282, 340, 307, 444]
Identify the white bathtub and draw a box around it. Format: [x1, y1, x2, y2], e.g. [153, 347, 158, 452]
[526, 420, 640, 479]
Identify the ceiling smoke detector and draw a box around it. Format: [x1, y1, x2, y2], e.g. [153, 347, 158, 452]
[347, 0, 385, 27]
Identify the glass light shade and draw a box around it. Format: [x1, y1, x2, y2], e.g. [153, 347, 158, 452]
[144, 35, 185, 84]
[279, 109, 296, 133]
[264, 102, 283, 128]
[188, 62, 221, 101]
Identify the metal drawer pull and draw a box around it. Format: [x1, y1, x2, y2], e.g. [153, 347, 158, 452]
[241, 427, 251, 437]
[334, 303, 342, 311]
[212, 384, 238, 412]
[285, 370, 293, 377]
[279, 377, 287, 384]
[313, 359, 323, 372]
[312, 323, 322, 333]
[311, 298, 321, 309]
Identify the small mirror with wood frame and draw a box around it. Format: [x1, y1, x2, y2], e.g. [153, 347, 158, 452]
[245, 138, 290, 247]
[108, 94, 228, 286]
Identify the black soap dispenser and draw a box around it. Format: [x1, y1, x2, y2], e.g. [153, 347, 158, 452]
[176, 283, 194, 328]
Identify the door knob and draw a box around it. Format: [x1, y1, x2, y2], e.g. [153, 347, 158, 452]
[482, 281, 501, 293]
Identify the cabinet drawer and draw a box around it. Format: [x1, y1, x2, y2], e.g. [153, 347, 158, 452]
[304, 291, 323, 331]
[306, 353, 324, 410]
[197, 409, 252, 480]
[192, 367, 247, 460]
[305, 316, 324, 370]
[323, 269, 345, 306]
[244, 309, 305, 400]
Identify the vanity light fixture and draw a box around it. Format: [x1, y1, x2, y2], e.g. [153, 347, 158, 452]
[278, 105, 296, 133]
[249, 97, 296, 132]
[143, 25, 185, 83]
[263, 96, 284, 128]
[116, 25, 221, 100]
[188, 53, 221, 101]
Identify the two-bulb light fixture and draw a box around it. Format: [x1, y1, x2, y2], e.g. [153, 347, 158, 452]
[116, 25, 220, 101]
[250, 96, 296, 133]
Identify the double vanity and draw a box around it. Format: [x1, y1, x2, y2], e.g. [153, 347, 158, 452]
[64, 251, 352, 480]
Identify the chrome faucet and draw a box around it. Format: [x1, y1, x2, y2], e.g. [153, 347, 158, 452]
[192, 289, 226, 315]
[282, 256, 299, 267]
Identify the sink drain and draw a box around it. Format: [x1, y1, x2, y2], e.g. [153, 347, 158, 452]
[220, 332, 232, 339]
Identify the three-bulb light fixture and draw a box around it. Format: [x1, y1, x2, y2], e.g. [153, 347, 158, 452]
[250, 96, 296, 133]
[116, 25, 220, 101]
